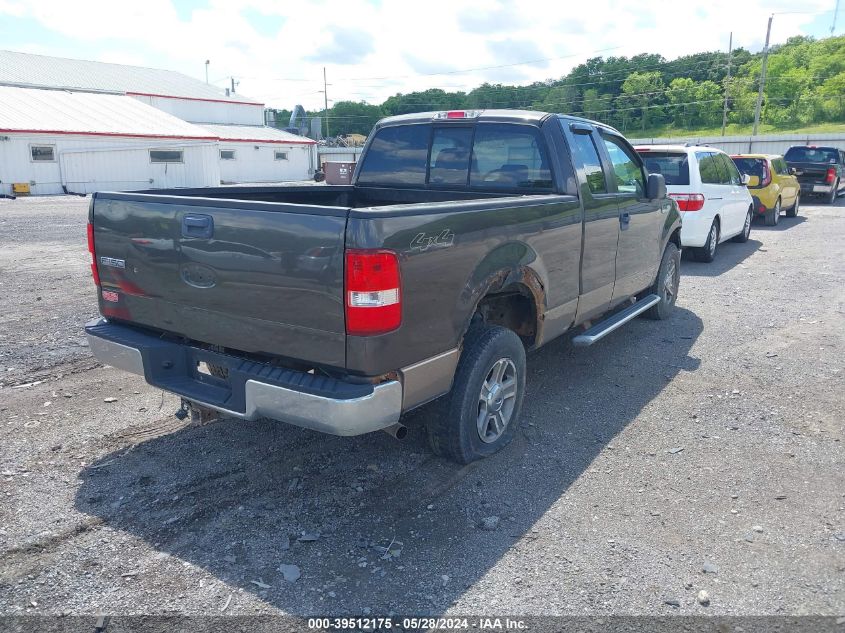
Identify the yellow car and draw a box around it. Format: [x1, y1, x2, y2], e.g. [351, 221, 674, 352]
[731, 154, 800, 226]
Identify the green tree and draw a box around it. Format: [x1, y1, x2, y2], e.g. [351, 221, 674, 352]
[327, 101, 383, 136]
[617, 71, 665, 131]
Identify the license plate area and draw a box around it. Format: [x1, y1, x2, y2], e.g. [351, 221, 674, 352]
[813, 185, 829, 192]
[144, 344, 243, 413]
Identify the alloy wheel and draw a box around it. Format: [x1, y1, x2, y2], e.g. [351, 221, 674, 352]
[477, 358, 518, 444]
[663, 257, 679, 306]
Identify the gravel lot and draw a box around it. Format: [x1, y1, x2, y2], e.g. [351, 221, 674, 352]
[0, 194, 843, 618]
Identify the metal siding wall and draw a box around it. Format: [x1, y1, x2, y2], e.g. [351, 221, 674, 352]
[130, 94, 264, 125]
[218, 143, 312, 183]
[0, 133, 219, 195]
[0, 136, 64, 195]
[629, 132, 845, 155]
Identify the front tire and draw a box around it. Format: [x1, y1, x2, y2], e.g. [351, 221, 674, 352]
[428, 325, 526, 464]
[733, 207, 753, 242]
[644, 242, 680, 320]
[693, 219, 719, 263]
[764, 198, 781, 226]
[785, 194, 799, 218]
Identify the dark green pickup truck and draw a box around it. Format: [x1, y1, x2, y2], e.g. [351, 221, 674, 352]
[85, 110, 681, 463]
[784, 145, 845, 204]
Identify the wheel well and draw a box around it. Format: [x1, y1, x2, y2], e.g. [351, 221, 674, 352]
[669, 227, 681, 250]
[474, 287, 537, 347]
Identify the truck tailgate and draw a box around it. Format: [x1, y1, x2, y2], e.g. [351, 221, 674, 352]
[91, 193, 348, 368]
[789, 162, 830, 184]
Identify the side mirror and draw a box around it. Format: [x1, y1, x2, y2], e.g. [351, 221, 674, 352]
[746, 175, 760, 187]
[741, 173, 751, 186]
[789, 167, 797, 175]
[646, 173, 666, 200]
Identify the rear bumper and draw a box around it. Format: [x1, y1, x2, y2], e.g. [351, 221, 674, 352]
[678, 212, 711, 248]
[799, 182, 833, 195]
[750, 195, 770, 215]
[85, 319, 402, 436]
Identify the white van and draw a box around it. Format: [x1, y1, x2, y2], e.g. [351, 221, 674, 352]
[636, 145, 754, 262]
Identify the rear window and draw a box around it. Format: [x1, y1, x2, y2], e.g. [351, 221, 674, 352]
[357, 124, 430, 185]
[637, 151, 690, 185]
[429, 127, 472, 186]
[784, 147, 839, 164]
[470, 124, 552, 190]
[732, 157, 766, 179]
[357, 122, 552, 190]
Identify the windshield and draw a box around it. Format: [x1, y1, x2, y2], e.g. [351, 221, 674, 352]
[784, 147, 839, 164]
[636, 151, 690, 185]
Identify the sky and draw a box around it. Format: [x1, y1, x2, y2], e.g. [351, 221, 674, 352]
[0, 0, 839, 111]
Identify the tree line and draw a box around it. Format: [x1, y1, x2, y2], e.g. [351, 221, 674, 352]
[271, 34, 845, 137]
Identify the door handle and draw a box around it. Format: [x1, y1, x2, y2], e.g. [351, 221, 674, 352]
[620, 211, 630, 225]
[182, 214, 214, 239]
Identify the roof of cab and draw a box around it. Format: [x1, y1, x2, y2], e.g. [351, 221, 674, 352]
[374, 110, 623, 136]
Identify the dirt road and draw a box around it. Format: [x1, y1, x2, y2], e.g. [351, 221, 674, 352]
[0, 195, 843, 617]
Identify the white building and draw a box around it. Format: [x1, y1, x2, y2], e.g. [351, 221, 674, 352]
[0, 50, 316, 196]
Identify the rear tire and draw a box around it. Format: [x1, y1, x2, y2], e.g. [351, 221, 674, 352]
[764, 198, 781, 226]
[693, 219, 719, 263]
[427, 325, 526, 464]
[732, 207, 753, 243]
[785, 194, 799, 218]
[644, 242, 680, 320]
[826, 180, 838, 204]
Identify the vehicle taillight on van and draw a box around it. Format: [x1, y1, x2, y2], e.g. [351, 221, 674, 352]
[345, 249, 401, 336]
[87, 222, 100, 287]
[826, 167, 836, 184]
[669, 193, 705, 212]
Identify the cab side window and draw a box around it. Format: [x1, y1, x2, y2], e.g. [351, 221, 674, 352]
[569, 131, 607, 194]
[601, 134, 645, 195]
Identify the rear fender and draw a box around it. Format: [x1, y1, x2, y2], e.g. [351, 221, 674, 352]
[659, 198, 683, 253]
[459, 242, 548, 349]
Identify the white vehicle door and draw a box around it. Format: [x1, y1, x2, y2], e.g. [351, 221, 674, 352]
[695, 151, 728, 234]
[717, 152, 748, 236]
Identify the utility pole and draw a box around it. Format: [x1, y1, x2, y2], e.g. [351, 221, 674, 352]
[323, 67, 330, 139]
[752, 15, 773, 136]
[833, 0, 840, 34]
[205, 60, 209, 83]
[721, 32, 732, 137]
[230, 76, 238, 94]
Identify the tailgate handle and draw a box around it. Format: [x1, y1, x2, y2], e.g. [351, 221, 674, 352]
[182, 214, 214, 239]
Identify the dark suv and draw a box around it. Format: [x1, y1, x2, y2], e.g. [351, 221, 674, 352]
[784, 145, 845, 204]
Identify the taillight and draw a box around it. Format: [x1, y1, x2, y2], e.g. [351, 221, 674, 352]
[345, 249, 401, 336]
[669, 193, 706, 211]
[761, 163, 772, 187]
[87, 222, 100, 287]
[826, 167, 836, 184]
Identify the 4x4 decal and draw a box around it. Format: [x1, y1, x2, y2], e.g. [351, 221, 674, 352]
[410, 229, 455, 252]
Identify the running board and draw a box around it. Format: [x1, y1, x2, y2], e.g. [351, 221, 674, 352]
[572, 294, 661, 347]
